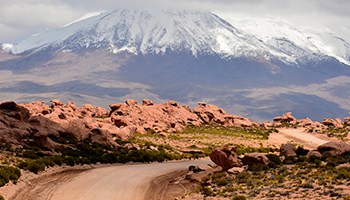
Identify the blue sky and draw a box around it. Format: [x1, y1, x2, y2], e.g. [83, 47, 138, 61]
[0, 0, 349, 42]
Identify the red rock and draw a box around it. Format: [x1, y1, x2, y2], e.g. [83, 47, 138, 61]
[0, 102, 30, 121]
[209, 146, 243, 171]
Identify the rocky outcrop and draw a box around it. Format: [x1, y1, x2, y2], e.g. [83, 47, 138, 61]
[322, 118, 343, 128]
[109, 99, 202, 134]
[193, 102, 257, 127]
[0, 101, 118, 150]
[317, 141, 350, 157]
[209, 146, 243, 171]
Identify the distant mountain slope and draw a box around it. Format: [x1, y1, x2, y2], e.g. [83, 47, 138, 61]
[1, 9, 350, 121]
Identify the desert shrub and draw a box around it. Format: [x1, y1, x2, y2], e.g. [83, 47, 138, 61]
[308, 155, 321, 166]
[236, 171, 251, 183]
[283, 156, 298, 164]
[26, 160, 45, 174]
[295, 146, 309, 156]
[232, 195, 247, 200]
[201, 186, 214, 196]
[335, 167, 350, 179]
[266, 154, 282, 168]
[248, 163, 269, 172]
[0, 166, 21, 186]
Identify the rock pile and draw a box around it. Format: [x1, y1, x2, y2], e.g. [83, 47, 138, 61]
[0, 99, 258, 150]
[271, 112, 350, 134]
[0, 101, 118, 150]
[195, 141, 350, 178]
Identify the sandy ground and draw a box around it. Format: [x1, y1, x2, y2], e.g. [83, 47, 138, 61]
[268, 128, 329, 149]
[11, 159, 212, 200]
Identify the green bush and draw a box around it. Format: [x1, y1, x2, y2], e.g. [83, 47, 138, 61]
[0, 166, 21, 186]
[266, 154, 282, 168]
[0, 194, 4, 200]
[232, 195, 247, 200]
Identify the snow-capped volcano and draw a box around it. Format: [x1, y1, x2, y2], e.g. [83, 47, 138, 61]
[6, 9, 344, 65]
[1, 9, 350, 121]
[227, 18, 350, 65]
[8, 10, 271, 58]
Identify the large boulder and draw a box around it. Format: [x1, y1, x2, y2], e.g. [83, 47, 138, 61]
[317, 141, 350, 157]
[280, 143, 297, 157]
[209, 146, 243, 171]
[242, 153, 269, 168]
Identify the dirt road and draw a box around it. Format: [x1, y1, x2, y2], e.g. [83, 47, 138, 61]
[10, 128, 329, 200]
[269, 128, 329, 149]
[13, 159, 212, 200]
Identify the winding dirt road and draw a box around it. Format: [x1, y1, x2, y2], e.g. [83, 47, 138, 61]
[10, 128, 330, 200]
[13, 159, 212, 200]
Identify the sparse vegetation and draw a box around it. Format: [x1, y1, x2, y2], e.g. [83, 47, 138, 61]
[183, 125, 275, 140]
[199, 154, 350, 199]
[0, 166, 21, 186]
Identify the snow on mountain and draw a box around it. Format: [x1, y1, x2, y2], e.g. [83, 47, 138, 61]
[227, 17, 350, 65]
[304, 29, 350, 66]
[5, 9, 334, 66]
[8, 10, 266, 57]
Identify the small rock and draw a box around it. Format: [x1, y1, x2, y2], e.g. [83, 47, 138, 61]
[228, 166, 247, 174]
[306, 150, 322, 159]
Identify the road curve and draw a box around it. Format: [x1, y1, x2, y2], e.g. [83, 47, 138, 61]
[48, 159, 212, 200]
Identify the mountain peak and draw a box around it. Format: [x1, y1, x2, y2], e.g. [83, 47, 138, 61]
[4, 9, 350, 66]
